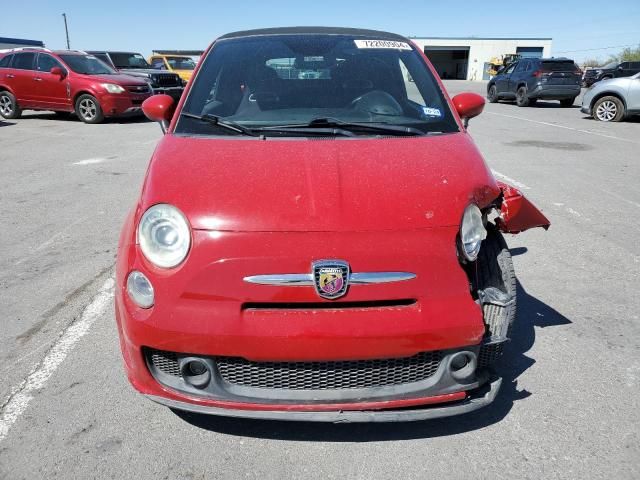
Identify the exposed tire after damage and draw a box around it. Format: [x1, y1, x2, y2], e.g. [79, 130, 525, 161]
[0, 91, 22, 119]
[593, 96, 624, 122]
[75, 94, 104, 124]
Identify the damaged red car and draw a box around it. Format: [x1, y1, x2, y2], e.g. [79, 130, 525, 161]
[115, 27, 550, 422]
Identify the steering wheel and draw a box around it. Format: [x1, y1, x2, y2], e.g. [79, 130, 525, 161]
[349, 90, 403, 116]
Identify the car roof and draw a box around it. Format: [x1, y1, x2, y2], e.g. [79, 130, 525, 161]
[87, 51, 140, 55]
[218, 27, 408, 41]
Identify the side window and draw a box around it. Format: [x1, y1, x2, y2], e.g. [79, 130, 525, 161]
[619, 62, 629, 69]
[36, 54, 63, 72]
[631, 62, 640, 69]
[504, 63, 517, 75]
[93, 53, 112, 67]
[12, 52, 36, 70]
[0, 54, 13, 68]
[151, 58, 165, 69]
[514, 62, 526, 73]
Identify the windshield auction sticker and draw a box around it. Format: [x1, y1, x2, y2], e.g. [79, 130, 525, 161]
[354, 40, 412, 50]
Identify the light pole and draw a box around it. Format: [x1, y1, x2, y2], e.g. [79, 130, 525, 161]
[62, 13, 70, 49]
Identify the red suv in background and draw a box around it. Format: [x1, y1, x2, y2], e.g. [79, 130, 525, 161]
[0, 48, 151, 123]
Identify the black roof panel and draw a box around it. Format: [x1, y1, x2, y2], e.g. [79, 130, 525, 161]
[218, 27, 408, 41]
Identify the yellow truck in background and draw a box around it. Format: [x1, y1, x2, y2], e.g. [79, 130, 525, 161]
[149, 51, 202, 83]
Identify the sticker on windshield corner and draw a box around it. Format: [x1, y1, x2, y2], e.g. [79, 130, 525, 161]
[354, 40, 412, 50]
[422, 106, 442, 118]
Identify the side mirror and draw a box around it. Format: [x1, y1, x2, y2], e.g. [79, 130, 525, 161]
[50, 67, 65, 78]
[142, 94, 175, 132]
[451, 92, 485, 128]
[617, 66, 624, 71]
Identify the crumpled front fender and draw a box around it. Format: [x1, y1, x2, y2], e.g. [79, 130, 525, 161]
[496, 181, 550, 234]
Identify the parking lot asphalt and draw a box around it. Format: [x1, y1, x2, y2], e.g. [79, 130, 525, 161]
[1, 81, 639, 479]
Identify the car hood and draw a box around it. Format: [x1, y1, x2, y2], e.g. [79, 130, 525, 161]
[140, 133, 501, 232]
[118, 68, 174, 77]
[84, 73, 149, 85]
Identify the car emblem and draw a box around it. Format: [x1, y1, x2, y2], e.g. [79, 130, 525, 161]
[312, 260, 349, 299]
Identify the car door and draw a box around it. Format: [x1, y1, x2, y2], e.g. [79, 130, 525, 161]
[616, 62, 630, 78]
[0, 53, 15, 90]
[626, 74, 640, 111]
[9, 52, 37, 105]
[33, 53, 71, 109]
[495, 62, 516, 95]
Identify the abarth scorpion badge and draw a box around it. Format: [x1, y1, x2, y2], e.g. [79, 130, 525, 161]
[313, 260, 350, 299]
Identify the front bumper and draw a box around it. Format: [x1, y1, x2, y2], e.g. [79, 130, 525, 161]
[151, 86, 184, 101]
[146, 377, 502, 422]
[115, 226, 510, 420]
[98, 92, 151, 116]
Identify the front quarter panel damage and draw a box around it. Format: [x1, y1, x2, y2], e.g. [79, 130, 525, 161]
[496, 181, 551, 234]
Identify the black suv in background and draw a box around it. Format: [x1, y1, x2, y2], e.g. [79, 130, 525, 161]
[487, 57, 582, 107]
[583, 61, 640, 87]
[88, 51, 184, 100]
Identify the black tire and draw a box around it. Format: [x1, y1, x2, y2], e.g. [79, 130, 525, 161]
[560, 98, 575, 108]
[75, 94, 104, 124]
[487, 84, 499, 103]
[0, 90, 22, 119]
[474, 227, 517, 367]
[592, 95, 625, 122]
[528, 98, 537, 106]
[475, 227, 516, 301]
[515, 86, 530, 107]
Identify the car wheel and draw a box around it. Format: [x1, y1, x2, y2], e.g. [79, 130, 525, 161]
[528, 98, 537, 106]
[515, 86, 530, 107]
[0, 91, 22, 119]
[75, 94, 104, 124]
[560, 98, 575, 108]
[593, 96, 625, 122]
[487, 84, 499, 103]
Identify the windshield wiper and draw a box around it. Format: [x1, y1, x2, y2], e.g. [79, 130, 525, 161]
[180, 112, 259, 136]
[260, 118, 427, 136]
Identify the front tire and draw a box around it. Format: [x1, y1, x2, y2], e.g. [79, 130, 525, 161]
[75, 94, 104, 124]
[593, 96, 624, 122]
[487, 84, 499, 103]
[515, 86, 530, 107]
[0, 91, 22, 119]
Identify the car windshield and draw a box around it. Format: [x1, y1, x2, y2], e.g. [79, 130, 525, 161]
[109, 53, 151, 69]
[59, 54, 116, 75]
[167, 57, 196, 70]
[177, 34, 458, 136]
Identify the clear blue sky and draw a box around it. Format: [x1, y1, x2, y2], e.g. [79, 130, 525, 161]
[3, 0, 639, 62]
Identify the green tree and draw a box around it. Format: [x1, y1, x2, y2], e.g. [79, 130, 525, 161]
[619, 45, 640, 62]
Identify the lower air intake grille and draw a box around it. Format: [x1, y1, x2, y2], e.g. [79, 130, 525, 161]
[216, 351, 442, 390]
[478, 343, 504, 368]
[149, 349, 181, 377]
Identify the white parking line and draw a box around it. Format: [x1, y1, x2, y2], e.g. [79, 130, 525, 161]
[486, 112, 640, 144]
[491, 170, 531, 189]
[0, 278, 114, 442]
[72, 157, 107, 165]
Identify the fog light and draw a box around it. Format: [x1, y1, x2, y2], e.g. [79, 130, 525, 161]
[126, 271, 154, 308]
[449, 351, 477, 382]
[180, 358, 211, 389]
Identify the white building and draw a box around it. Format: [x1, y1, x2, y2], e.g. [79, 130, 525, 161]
[409, 37, 553, 81]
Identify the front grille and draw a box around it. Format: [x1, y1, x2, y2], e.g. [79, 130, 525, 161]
[217, 351, 442, 390]
[126, 85, 150, 94]
[149, 349, 181, 377]
[151, 73, 181, 87]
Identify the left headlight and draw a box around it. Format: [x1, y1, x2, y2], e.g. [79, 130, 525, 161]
[459, 204, 487, 262]
[138, 204, 191, 268]
[101, 83, 125, 94]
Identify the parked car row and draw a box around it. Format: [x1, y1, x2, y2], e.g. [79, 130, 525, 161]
[582, 61, 640, 87]
[0, 47, 189, 123]
[486, 56, 640, 122]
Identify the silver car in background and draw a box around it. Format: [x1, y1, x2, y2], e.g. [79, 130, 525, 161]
[581, 72, 640, 122]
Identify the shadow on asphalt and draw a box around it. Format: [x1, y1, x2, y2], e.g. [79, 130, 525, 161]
[0, 120, 15, 127]
[173, 280, 571, 441]
[16, 112, 151, 124]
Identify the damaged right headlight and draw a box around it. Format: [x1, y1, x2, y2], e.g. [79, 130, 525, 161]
[459, 204, 487, 261]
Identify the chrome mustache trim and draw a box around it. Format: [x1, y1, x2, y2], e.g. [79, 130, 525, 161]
[243, 272, 416, 286]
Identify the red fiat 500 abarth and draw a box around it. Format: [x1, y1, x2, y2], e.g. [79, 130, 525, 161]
[115, 27, 550, 422]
